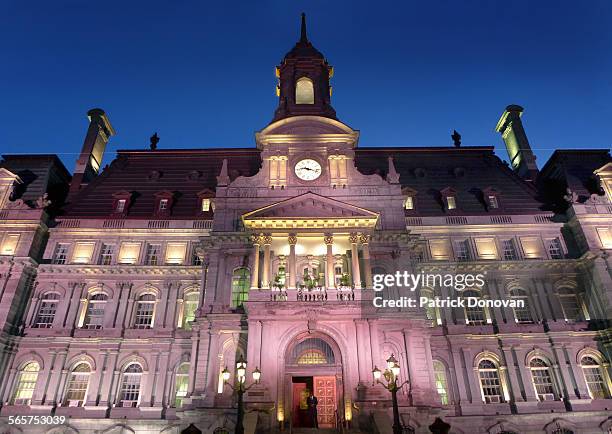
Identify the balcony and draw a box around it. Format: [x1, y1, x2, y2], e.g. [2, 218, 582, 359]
[249, 288, 365, 303]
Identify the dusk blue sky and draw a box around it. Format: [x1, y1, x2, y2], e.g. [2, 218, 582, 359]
[1, 1, 611, 170]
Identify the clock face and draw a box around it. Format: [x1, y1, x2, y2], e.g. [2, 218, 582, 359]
[295, 158, 322, 181]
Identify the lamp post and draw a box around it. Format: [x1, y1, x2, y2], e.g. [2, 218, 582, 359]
[372, 354, 409, 434]
[222, 355, 261, 434]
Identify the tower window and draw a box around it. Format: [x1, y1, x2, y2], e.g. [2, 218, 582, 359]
[488, 195, 499, 209]
[295, 77, 314, 104]
[446, 196, 457, 210]
[201, 198, 211, 212]
[158, 199, 168, 211]
[116, 199, 126, 212]
[404, 196, 414, 210]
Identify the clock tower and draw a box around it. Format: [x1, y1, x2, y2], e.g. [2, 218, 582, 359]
[272, 13, 337, 122]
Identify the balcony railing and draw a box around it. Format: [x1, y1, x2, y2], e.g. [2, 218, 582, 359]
[251, 288, 362, 303]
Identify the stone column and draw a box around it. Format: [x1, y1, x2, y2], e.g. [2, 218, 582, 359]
[288, 234, 297, 289]
[359, 234, 372, 289]
[349, 233, 361, 289]
[262, 234, 272, 289]
[250, 235, 261, 290]
[501, 346, 524, 402]
[324, 234, 335, 289]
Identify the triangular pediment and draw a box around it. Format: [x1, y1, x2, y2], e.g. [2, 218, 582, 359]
[242, 192, 378, 230]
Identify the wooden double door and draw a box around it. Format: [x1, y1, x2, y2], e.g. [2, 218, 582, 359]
[292, 376, 336, 428]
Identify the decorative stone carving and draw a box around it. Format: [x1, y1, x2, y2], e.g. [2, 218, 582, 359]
[349, 233, 359, 244]
[35, 193, 52, 209]
[323, 235, 333, 245]
[358, 234, 370, 245]
[563, 188, 579, 204]
[288, 234, 297, 245]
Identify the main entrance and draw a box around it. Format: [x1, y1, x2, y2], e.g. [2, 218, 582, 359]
[284, 335, 343, 429]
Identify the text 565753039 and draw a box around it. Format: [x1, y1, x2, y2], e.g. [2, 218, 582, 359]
[8, 415, 67, 425]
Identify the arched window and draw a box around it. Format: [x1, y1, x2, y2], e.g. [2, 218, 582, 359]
[295, 77, 314, 104]
[64, 363, 91, 406]
[464, 290, 486, 325]
[34, 292, 60, 328]
[119, 363, 143, 407]
[290, 338, 335, 365]
[134, 294, 156, 329]
[478, 359, 503, 403]
[84, 293, 108, 329]
[558, 287, 581, 321]
[182, 292, 199, 330]
[529, 358, 555, 400]
[433, 360, 449, 404]
[174, 362, 190, 407]
[231, 268, 250, 308]
[12, 362, 39, 405]
[510, 288, 533, 323]
[581, 356, 609, 399]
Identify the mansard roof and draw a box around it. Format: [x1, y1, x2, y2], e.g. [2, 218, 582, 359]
[60, 145, 547, 219]
[62, 148, 261, 218]
[355, 146, 545, 216]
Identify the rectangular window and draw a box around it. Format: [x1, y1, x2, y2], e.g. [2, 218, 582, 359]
[52, 243, 70, 264]
[201, 198, 211, 212]
[446, 196, 456, 210]
[118, 242, 141, 265]
[165, 242, 187, 265]
[520, 237, 544, 259]
[71, 242, 95, 264]
[502, 239, 518, 260]
[116, 199, 126, 212]
[159, 199, 168, 210]
[454, 240, 470, 261]
[475, 238, 498, 260]
[430, 239, 452, 261]
[145, 244, 161, 265]
[191, 244, 203, 266]
[488, 195, 499, 209]
[547, 238, 563, 259]
[404, 196, 414, 210]
[1, 233, 20, 255]
[98, 244, 115, 265]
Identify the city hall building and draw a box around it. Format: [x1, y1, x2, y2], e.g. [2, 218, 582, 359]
[1, 15, 612, 434]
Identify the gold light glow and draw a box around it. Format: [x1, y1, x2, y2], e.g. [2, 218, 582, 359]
[118, 242, 141, 264]
[71, 242, 95, 264]
[1, 234, 20, 255]
[520, 237, 544, 259]
[429, 239, 451, 260]
[165, 242, 187, 265]
[475, 238, 498, 259]
[597, 228, 612, 248]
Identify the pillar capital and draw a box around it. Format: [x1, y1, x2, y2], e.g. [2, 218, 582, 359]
[250, 234, 262, 246]
[288, 234, 298, 245]
[262, 234, 273, 246]
[349, 232, 359, 244]
[324, 234, 334, 245]
[358, 234, 371, 244]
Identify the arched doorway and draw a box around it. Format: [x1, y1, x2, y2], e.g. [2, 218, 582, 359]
[284, 333, 343, 429]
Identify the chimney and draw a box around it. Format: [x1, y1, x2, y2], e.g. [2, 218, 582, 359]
[69, 108, 115, 194]
[495, 105, 538, 181]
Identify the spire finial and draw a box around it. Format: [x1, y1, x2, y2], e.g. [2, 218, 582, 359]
[300, 12, 308, 42]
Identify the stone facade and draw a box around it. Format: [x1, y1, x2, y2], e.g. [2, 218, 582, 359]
[1, 15, 612, 434]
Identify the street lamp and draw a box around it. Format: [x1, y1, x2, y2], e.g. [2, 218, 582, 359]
[222, 355, 262, 434]
[372, 354, 409, 434]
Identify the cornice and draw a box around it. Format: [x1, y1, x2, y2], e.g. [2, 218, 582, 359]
[37, 264, 202, 276]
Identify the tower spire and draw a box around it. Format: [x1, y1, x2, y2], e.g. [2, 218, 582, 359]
[300, 13, 308, 43]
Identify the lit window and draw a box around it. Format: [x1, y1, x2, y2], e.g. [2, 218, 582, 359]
[529, 358, 555, 401]
[165, 242, 187, 265]
[201, 198, 211, 212]
[581, 356, 609, 399]
[116, 199, 126, 213]
[510, 289, 533, 323]
[1, 234, 20, 255]
[174, 363, 190, 407]
[134, 294, 156, 329]
[404, 196, 414, 210]
[547, 238, 563, 259]
[231, 268, 250, 308]
[295, 77, 314, 104]
[119, 364, 142, 407]
[488, 195, 499, 209]
[145, 244, 161, 265]
[558, 288, 581, 322]
[297, 350, 328, 365]
[446, 196, 456, 210]
[84, 293, 108, 329]
[433, 360, 449, 405]
[191, 244, 203, 265]
[12, 362, 39, 405]
[52, 243, 70, 264]
[502, 239, 518, 260]
[478, 359, 503, 403]
[98, 244, 115, 265]
[71, 242, 95, 264]
[118, 242, 141, 265]
[455, 240, 470, 261]
[159, 199, 168, 211]
[64, 363, 91, 406]
[182, 292, 199, 330]
[34, 292, 60, 328]
[464, 290, 486, 325]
